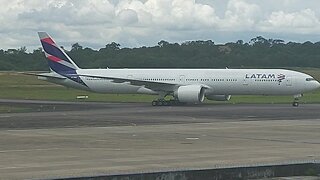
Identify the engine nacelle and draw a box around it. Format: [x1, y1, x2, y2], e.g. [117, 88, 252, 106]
[206, 95, 231, 101]
[175, 85, 205, 103]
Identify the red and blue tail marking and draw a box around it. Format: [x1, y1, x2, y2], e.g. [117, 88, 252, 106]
[38, 32, 87, 87]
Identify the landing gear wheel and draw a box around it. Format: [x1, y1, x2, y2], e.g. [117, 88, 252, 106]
[152, 100, 158, 106]
[292, 94, 302, 107]
[158, 101, 164, 106]
[162, 101, 168, 106]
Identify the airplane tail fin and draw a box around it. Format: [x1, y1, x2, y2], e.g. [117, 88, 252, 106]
[38, 32, 80, 74]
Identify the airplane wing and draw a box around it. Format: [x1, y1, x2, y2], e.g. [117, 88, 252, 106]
[77, 74, 179, 92]
[20, 72, 67, 79]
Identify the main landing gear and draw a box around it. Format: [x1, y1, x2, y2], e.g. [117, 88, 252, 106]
[151, 93, 183, 106]
[292, 94, 302, 107]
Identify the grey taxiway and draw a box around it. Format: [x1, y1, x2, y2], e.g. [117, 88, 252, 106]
[0, 99, 319, 179]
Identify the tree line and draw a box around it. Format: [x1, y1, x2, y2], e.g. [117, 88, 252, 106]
[1, 36, 320, 71]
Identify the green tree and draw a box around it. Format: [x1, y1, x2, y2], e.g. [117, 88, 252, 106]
[71, 43, 83, 51]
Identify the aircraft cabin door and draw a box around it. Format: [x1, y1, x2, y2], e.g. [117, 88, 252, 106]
[243, 77, 249, 85]
[286, 77, 292, 86]
[179, 75, 185, 83]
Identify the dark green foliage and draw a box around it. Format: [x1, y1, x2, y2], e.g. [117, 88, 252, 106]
[0, 37, 320, 70]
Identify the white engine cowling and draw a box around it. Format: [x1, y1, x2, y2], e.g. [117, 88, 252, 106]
[206, 95, 231, 101]
[175, 85, 206, 103]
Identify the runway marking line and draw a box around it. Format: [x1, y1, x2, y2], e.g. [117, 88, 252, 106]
[0, 148, 62, 153]
[186, 137, 199, 140]
[0, 147, 129, 153]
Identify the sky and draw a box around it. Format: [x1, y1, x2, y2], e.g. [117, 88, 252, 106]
[1, 0, 320, 51]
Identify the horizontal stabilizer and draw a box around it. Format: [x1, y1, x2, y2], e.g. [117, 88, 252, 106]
[20, 72, 67, 79]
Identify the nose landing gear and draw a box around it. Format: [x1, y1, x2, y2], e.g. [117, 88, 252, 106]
[292, 94, 302, 107]
[292, 101, 299, 107]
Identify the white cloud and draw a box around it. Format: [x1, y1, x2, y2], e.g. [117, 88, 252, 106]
[126, 0, 220, 30]
[19, 0, 115, 25]
[220, 0, 261, 30]
[117, 9, 139, 25]
[259, 9, 320, 34]
[0, 0, 320, 50]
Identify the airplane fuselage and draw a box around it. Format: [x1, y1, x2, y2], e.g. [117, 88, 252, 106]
[42, 68, 320, 96]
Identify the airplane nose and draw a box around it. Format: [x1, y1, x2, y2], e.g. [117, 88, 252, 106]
[316, 81, 320, 89]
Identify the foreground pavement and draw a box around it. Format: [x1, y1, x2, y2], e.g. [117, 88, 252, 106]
[0, 100, 319, 179]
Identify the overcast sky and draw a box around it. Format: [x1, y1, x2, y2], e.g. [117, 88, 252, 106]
[1, 0, 320, 51]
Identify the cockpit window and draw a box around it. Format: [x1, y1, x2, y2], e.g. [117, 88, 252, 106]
[306, 78, 316, 81]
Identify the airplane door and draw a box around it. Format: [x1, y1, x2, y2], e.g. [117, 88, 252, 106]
[179, 75, 185, 83]
[243, 77, 249, 85]
[286, 77, 292, 86]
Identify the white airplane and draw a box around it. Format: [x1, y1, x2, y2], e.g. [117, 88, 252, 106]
[34, 32, 320, 106]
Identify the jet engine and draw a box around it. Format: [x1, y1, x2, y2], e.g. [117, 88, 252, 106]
[206, 95, 231, 101]
[175, 85, 206, 103]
